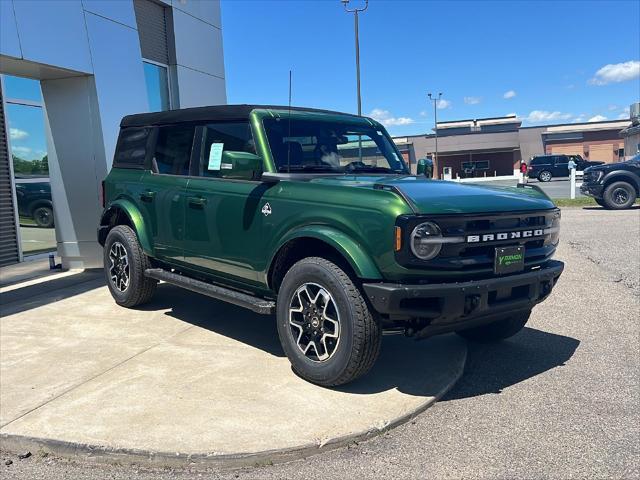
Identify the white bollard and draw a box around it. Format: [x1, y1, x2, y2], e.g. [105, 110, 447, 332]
[570, 168, 576, 199]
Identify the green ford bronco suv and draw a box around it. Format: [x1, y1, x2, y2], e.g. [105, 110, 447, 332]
[99, 105, 564, 386]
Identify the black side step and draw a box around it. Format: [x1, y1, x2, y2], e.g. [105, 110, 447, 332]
[144, 268, 276, 315]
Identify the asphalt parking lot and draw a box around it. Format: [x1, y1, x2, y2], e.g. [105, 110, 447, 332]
[2, 207, 639, 479]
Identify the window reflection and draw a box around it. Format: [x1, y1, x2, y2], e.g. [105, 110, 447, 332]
[3, 74, 57, 255]
[143, 61, 170, 112]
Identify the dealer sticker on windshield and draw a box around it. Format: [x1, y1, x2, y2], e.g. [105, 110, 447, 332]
[494, 246, 525, 275]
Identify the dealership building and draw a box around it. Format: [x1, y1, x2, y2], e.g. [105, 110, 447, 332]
[0, 0, 226, 268]
[395, 111, 637, 178]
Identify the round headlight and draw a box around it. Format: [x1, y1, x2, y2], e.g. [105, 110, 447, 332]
[410, 221, 443, 260]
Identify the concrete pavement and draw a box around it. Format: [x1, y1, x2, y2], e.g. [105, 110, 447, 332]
[0, 269, 466, 467]
[2, 206, 637, 479]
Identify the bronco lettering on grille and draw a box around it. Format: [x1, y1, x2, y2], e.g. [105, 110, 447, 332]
[467, 229, 545, 243]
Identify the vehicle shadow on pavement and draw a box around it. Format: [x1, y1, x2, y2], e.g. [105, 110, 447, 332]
[0, 270, 105, 316]
[582, 205, 640, 210]
[443, 326, 579, 400]
[138, 283, 285, 357]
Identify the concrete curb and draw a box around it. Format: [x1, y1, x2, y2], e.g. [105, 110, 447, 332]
[0, 344, 466, 469]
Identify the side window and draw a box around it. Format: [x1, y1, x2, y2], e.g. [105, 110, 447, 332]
[198, 122, 256, 178]
[113, 127, 149, 168]
[153, 125, 195, 175]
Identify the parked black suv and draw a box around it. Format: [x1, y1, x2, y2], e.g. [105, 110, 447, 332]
[581, 154, 640, 209]
[15, 177, 55, 228]
[528, 154, 603, 182]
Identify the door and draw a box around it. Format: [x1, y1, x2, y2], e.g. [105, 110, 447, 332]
[184, 121, 268, 287]
[554, 155, 569, 177]
[138, 124, 195, 263]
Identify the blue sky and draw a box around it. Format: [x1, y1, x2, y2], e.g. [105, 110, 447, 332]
[222, 0, 640, 135]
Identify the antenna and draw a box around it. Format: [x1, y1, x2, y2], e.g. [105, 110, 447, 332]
[287, 69, 292, 172]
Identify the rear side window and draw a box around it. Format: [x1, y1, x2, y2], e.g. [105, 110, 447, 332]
[153, 125, 195, 175]
[113, 127, 149, 168]
[531, 157, 550, 165]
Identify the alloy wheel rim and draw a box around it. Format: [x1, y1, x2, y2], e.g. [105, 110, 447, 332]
[612, 187, 629, 205]
[36, 208, 50, 225]
[540, 172, 551, 181]
[108, 241, 130, 292]
[288, 283, 341, 362]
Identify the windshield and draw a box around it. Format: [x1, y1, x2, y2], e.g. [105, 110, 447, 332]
[263, 117, 408, 174]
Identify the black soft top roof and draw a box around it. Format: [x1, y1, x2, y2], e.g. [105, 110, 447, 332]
[120, 104, 361, 128]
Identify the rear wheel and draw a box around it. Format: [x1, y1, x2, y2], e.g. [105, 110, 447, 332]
[104, 225, 157, 307]
[602, 181, 636, 210]
[276, 257, 381, 387]
[538, 170, 552, 182]
[456, 310, 531, 343]
[33, 206, 54, 228]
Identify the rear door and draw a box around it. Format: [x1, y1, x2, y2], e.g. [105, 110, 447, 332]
[183, 121, 268, 287]
[554, 155, 569, 177]
[138, 124, 196, 263]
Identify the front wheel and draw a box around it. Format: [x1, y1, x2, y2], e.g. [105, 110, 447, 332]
[456, 310, 531, 343]
[104, 225, 157, 308]
[276, 257, 381, 387]
[538, 170, 552, 182]
[602, 181, 636, 209]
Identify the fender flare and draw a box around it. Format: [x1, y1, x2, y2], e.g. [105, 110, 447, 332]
[99, 198, 153, 254]
[602, 170, 640, 193]
[268, 225, 383, 281]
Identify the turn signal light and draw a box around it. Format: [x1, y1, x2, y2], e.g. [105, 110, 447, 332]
[394, 226, 402, 251]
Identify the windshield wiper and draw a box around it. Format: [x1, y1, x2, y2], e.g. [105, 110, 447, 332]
[278, 164, 338, 173]
[346, 166, 405, 174]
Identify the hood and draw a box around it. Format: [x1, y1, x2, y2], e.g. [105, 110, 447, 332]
[309, 175, 556, 214]
[585, 159, 639, 172]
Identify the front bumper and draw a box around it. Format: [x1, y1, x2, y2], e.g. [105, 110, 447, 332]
[362, 260, 564, 338]
[580, 183, 604, 198]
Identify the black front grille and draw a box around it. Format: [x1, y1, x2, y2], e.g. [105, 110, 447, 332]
[396, 209, 560, 272]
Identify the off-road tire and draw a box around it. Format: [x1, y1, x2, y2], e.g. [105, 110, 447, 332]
[538, 170, 552, 182]
[33, 206, 54, 228]
[104, 225, 157, 308]
[456, 310, 531, 343]
[602, 181, 636, 210]
[276, 257, 381, 387]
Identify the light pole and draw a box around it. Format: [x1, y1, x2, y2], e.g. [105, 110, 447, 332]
[428, 92, 443, 169]
[341, 0, 368, 115]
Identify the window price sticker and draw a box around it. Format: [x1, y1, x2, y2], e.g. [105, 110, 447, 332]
[208, 143, 224, 170]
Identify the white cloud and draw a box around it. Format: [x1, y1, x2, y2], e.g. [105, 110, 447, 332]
[572, 114, 587, 123]
[503, 90, 517, 99]
[419, 110, 428, 117]
[368, 108, 414, 126]
[525, 110, 573, 123]
[9, 128, 28, 140]
[608, 104, 618, 111]
[589, 60, 640, 85]
[506, 112, 517, 117]
[588, 115, 607, 122]
[618, 112, 630, 119]
[11, 146, 32, 155]
[436, 99, 451, 109]
[463, 96, 481, 105]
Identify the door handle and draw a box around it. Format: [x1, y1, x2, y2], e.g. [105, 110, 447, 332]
[139, 190, 156, 202]
[188, 196, 207, 208]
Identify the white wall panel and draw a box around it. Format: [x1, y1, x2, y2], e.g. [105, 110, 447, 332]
[172, 8, 225, 78]
[176, 65, 226, 107]
[84, 12, 149, 166]
[12, 0, 92, 74]
[82, 0, 138, 29]
[172, 0, 222, 28]
[0, 1, 21, 59]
